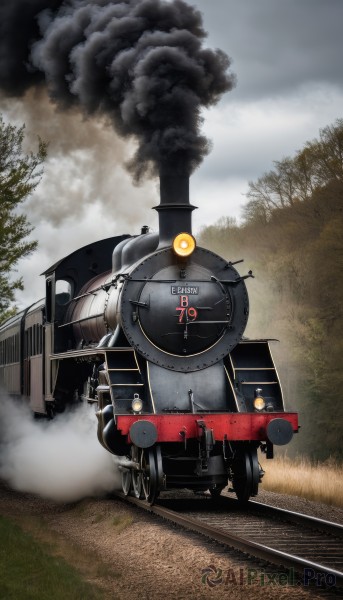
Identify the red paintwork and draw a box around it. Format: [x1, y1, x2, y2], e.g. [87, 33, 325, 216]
[116, 412, 298, 443]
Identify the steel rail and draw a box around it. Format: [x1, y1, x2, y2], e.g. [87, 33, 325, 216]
[113, 491, 343, 586]
[201, 494, 343, 538]
[248, 498, 343, 538]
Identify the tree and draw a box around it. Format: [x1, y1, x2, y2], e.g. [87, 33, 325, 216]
[243, 119, 343, 225]
[0, 115, 47, 323]
[199, 119, 343, 460]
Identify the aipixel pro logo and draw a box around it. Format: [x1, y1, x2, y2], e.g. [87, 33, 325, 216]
[201, 565, 337, 588]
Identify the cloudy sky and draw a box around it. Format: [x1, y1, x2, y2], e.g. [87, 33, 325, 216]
[2, 0, 343, 307]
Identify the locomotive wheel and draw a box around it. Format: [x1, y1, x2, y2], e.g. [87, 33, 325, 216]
[141, 448, 159, 505]
[154, 445, 164, 491]
[232, 447, 259, 504]
[121, 468, 132, 496]
[131, 447, 144, 499]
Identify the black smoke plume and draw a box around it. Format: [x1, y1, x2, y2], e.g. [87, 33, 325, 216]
[0, 0, 235, 180]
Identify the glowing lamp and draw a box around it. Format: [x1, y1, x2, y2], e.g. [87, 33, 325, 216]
[132, 395, 143, 413]
[172, 233, 196, 257]
[253, 388, 266, 411]
[253, 396, 266, 411]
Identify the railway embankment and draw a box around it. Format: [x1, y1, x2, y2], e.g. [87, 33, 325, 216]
[0, 481, 342, 599]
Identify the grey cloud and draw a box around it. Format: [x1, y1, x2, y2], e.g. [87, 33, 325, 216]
[193, 0, 343, 100]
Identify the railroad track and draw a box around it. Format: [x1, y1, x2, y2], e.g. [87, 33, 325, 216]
[113, 491, 343, 588]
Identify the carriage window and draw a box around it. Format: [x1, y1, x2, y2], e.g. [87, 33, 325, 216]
[46, 279, 53, 322]
[38, 325, 42, 354]
[55, 279, 72, 306]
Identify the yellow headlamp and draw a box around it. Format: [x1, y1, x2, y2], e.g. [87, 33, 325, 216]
[253, 396, 266, 411]
[132, 395, 143, 413]
[172, 233, 196, 258]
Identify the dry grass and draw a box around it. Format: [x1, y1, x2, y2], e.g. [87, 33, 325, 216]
[260, 455, 343, 508]
[111, 514, 133, 533]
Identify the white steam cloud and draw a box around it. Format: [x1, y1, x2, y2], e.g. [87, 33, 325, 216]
[0, 395, 121, 502]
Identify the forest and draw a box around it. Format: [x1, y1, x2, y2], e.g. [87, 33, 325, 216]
[199, 119, 343, 461]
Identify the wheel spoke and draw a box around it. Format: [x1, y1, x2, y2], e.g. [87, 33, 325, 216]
[131, 446, 143, 499]
[121, 468, 131, 496]
[132, 469, 143, 498]
[141, 447, 159, 505]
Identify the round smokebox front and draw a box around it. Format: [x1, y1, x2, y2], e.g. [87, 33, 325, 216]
[138, 264, 230, 355]
[120, 247, 249, 372]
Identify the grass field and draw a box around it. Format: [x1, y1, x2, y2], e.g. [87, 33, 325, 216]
[261, 455, 343, 508]
[0, 515, 107, 600]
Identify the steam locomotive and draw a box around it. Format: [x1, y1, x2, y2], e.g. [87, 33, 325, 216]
[0, 170, 298, 504]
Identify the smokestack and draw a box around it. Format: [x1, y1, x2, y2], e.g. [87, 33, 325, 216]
[156, 162, 196, 247]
